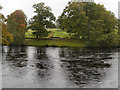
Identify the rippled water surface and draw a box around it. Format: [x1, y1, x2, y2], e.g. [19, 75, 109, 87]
[2, 46, 119, 88]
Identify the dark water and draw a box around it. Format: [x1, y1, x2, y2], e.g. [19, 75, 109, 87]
[2, 46, 119, 88]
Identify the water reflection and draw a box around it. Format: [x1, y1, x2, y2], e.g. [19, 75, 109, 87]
[45, 48, 76, 88]
[34, 47, 52, 82]
[60, 48, 113, 87]
[2, 46, 118, 88]
[3, 46, 28, 68]
[2, 46, 28, 82]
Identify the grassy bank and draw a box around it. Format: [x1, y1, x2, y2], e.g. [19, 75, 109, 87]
[24, 28, 86, 47]
[24, 39, 86, 47]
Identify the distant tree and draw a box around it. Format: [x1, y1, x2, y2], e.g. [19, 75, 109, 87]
[0, 6, 13, 45]
[28, 2, 56, 39]
[7, 10, 27, 45]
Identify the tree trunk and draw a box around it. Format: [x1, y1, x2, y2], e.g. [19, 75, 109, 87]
[36, 32, 39, 39]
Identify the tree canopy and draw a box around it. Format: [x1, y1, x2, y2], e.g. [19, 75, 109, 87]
[57, 2, 118, 46]
[28, 2, 56, 39]
[7, 10, 27, 45]
[0, 6, 13, 45]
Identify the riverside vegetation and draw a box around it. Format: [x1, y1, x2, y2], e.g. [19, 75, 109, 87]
[24, 29, 86, 47]
[1, 2, 120, 47]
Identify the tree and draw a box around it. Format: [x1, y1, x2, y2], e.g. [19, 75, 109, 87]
[28, 2, 56, 39]
[118, 19, 120, 46]
[87, 4, 118, 46]
[0, 6, 13, 45]
[57, 2, 89, 39]
[7, 10, 27, 45]
[57, 2, 118, 46]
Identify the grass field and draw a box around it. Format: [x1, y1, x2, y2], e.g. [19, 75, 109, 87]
[25, 29, 36, 38]
[47, 28, 69, 38]
[25, 28, 69, 38]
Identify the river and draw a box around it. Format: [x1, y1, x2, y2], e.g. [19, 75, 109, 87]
[1, 46, 119, 88]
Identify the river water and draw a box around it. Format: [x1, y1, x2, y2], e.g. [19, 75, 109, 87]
[1, 46, 119, 88]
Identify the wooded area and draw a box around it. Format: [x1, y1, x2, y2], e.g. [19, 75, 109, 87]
[0, 2, 119, 47]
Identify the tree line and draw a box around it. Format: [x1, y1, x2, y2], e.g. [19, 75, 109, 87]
[0, 2, 119, 46]
[57, 2, 119, 46]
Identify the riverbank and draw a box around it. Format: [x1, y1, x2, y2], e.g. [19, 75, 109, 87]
[23, 38, 120, 48]
[23, 39, 86, 47]
[22, 29, 120, 48]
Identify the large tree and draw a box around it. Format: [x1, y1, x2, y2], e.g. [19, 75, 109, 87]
[57, 2, 118, 46]
[7, 10, 27, 45]
[57, 2, 89, 39]
[28, 2, 56, 39]
[84, 3, 118, 46]
[0, 6, 13, 45]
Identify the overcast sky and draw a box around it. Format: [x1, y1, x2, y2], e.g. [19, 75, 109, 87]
[0, 0, 119, 20]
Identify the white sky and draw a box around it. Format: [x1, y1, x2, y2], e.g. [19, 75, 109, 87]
[0, 0, 119, 20]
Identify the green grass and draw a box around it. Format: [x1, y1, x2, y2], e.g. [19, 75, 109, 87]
[25, 28, 69, 38]
[24, 39, 86, 47]
[47, 28, 69, 38]
[25, 29, 36, 38]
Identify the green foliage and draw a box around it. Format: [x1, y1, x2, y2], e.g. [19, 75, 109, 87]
[7, 10, 27, 45]
[0, 6, 13, 45]
[57, 2, 118, 47]
[57, 2, 89, 39]
[118, 19, 120, 45]
[28, 2, 56, 39]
